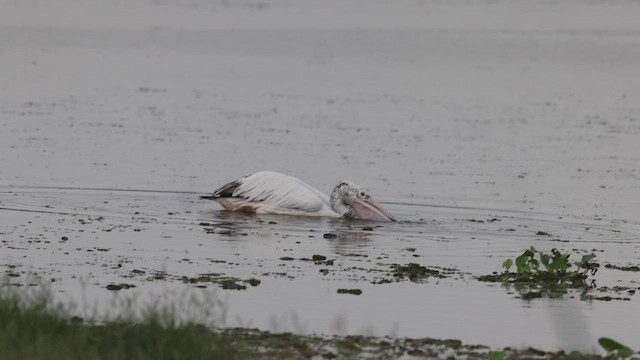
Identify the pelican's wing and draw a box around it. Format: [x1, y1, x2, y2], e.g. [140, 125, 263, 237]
[213, 171, 329, 212]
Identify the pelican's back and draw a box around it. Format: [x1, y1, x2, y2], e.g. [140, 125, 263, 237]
[211, 171, 336, 216]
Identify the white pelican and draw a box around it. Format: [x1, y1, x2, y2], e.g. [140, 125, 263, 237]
[203, 171, 396, 222]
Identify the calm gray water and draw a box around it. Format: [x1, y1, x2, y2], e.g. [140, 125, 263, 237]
[2, 0, 640, 353]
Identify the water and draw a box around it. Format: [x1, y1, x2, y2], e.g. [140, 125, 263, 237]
[2, 0, 640, 353]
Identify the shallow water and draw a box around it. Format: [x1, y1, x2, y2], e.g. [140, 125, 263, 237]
[2, 186, 639, 351]
[2, 0, 640, 353]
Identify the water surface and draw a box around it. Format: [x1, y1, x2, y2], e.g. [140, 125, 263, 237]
[2, 0, 640, 353]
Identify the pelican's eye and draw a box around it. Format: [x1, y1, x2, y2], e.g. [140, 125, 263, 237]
[359, 191, 366, 197]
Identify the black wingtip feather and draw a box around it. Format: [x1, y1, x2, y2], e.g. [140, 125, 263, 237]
[211, 180, 242, 198]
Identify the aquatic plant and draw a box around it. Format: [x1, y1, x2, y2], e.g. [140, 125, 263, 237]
[599, 337, 639, 360]
[502, 247, 598, 279]
[390, 263, 448, 282]
[478, 247, 598, 300]
[336, 288, 363, 295]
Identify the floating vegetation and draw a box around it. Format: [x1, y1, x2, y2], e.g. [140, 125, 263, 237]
[336, 288, 362, 295]
[180, 274, 261, 291]
[198, 223, 248, 236]
[105, 283, 136, 291]
[312, 255, 327, 261]
[477, 247, 598, 300]
[370, 263, 459, 284]
[342, 253, 368, 258]
[391, 263, 446, 282]
[467, 218, 499, 223]
[148, 271, 167, 281]
[300, 256, 334, 266]
[604, 264, 640, 272]
[580, 285, 638, 302]
[221, 280, 246, 290]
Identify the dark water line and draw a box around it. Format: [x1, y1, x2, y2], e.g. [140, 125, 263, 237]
[2, 185, 204, 195]
[1, 186, 522, 212]
[0, 206, 77, 216]
[382, 200, 553, 217]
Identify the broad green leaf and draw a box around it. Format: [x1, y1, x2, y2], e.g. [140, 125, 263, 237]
[550, 255, 569, 271]
[502, 259, 513, 271]
[547, 260, 560, 272]
[599, 337, 622, 352]
[618, 347, 634, 358]
[516, 264, 530, 274]
[516, 254, 531, 267]
[598, 337, 633, 356]
[576, 253, 597, 268]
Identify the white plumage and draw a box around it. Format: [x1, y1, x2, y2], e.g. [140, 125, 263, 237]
[222, 171, 336, 216]
[205, 171, 396, 222]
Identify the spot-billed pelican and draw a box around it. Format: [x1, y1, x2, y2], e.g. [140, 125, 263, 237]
[202, 171, 396, 222]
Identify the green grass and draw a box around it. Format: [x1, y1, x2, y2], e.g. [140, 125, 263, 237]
[1, 283, 629, 359]
[0, 286, 243, 360]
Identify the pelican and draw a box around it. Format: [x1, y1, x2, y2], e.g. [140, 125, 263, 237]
[202, 171, 396, 222]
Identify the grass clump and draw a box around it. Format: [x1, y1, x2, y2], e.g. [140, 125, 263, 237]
[0, 285, 243, 360]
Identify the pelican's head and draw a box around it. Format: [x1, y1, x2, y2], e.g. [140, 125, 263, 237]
[329, 180, 396, 222]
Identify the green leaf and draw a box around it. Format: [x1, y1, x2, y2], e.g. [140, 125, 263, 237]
[502, 259, 513, 271]
[489, 351, 505, 360]
[516, 264, 530, 274]
[575, 253, 597, 268]
[599, 337, 623, 352]
[516, 254, 530, 268]
[619, 348, 635, 358]
[529, 258, 539, 271]
[550, 255, 569, 271]
[598, 337, 635, 357]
